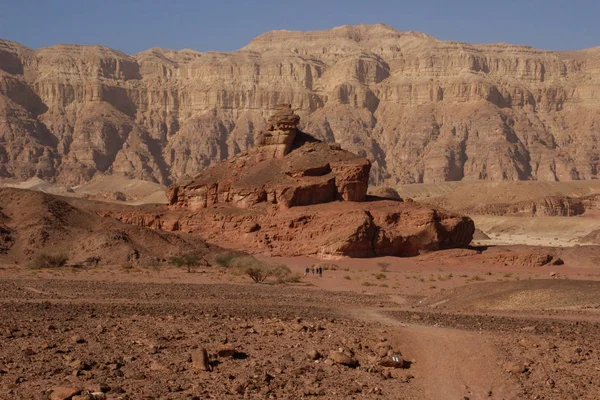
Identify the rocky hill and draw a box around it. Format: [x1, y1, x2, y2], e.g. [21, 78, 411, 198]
[0, 187, 220, 266]
[1, 24, 599, 186]
[99, 106, 475, 258]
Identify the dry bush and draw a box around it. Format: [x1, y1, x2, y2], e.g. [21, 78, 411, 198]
[374, 273, 387, 280]
[231, 256, 292, 284]
[28, 253, 69, 269]
[318, 263, 340, 271]
[377, 262, 390, 272]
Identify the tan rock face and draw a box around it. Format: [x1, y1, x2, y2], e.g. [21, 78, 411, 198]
[3, 24, 598, 186]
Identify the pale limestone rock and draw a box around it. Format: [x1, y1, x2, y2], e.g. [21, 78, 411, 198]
[0, 25, 599, 185]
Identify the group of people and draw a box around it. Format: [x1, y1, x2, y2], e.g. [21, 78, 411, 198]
[304, 265, 323, 277]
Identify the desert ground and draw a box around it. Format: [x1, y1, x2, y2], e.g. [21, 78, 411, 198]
[2, 250, 600, 400]
[1, 170, 600, 400]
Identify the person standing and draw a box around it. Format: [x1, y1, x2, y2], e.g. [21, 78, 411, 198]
[319, 267, 323, 277]
[304, 266, 309, 277]
[311, 266, 315, 276]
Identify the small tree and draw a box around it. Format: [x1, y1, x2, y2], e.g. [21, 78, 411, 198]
[231, 256, 291, 283]
[169, 253, 199, 273]
[377, 262, 390, 272]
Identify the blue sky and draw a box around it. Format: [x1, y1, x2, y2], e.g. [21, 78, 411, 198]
[0, 0, 598, 53]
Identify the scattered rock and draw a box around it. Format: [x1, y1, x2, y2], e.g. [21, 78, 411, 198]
[328, 351, 358, 367]
[307, 349, 321, 360]
[378, 355, 405, 369]
[216, 343, 236, 358]
[191, 349, 211, 371]
[149, 360, 169, 371]
[70, 335, 86, 344]
[504, 362, 526, 374]
[48, 386, 82, 400]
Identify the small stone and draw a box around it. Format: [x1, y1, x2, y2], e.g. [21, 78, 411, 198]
[149, 360, 168, 371]
[86, 384, 110, 393]
[307, 349, 321, 360]
[375, 343, 392, 358]
[191, 349, 211, 371]
[71, 335, 86, 344]
[216, 344, 236, 358]
[328, 351, 358, 367]
[378, 355, 405, 368]
[49, 386, 82, 400]
[23, 348, 36, 356]
[505, 362, 526, 374]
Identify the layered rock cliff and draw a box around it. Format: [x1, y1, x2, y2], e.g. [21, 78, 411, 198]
[1, 24, 599, 186]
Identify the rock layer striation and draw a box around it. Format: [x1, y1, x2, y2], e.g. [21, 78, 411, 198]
[0, 24, 599, 186]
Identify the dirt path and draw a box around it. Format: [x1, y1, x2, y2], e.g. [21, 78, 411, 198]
[353, 308, 521, 400]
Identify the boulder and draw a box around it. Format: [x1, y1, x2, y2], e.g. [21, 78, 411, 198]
[328, 351, 358, 367]
[191, 349, 211, 371]
[216, 344, 236, 358]
[48, 386, 82, 400]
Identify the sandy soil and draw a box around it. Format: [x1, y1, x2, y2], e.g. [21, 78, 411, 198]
[2, 254, 600, 399]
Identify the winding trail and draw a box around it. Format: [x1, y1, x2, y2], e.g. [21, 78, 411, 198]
[352, 308, 521, 400]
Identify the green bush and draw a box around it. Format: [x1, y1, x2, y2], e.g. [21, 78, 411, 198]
[231, 256, 292, 283]
[215, 252, 237, 268]
[169, 253, 199, 273]
[28, 253, 69, 269]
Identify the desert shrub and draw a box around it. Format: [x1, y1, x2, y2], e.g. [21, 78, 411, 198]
[361, 281, 374, 287]
[343, 275, 351, 280]
[374, 273, 387, 280]
[318, 263, 340, 271]
[377, 262, 390, 272]
[279, 273, 302, 284]
[28, 253, 69, 269]
[215, 252, 237, 268]
[380, 284, 389, 288]
[468, 275, 485, 282]
[231, 256, 292, 284]
[169, 253, 199, 273]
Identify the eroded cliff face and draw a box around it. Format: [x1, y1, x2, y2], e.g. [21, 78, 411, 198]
[1, 24, 599, 186]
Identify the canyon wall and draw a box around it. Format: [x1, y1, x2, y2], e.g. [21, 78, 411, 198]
[0, 24, 599, 186]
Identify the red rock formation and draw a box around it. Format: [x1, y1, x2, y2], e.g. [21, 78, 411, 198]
[105, 107, 475, 258]
[167, 109, 371, 210]
[100, 199, 474, 258]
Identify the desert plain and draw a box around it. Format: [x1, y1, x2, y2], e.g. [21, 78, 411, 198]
[1, 23, 600, 400]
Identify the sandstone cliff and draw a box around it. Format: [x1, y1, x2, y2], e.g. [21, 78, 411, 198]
[1, 24, 599, 186]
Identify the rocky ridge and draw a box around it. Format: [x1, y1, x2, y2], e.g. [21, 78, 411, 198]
[0, 187, 219, 266]
[0, 24, 599, 186]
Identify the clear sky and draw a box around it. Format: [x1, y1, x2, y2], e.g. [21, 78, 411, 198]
[0, 0, 598, 54]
